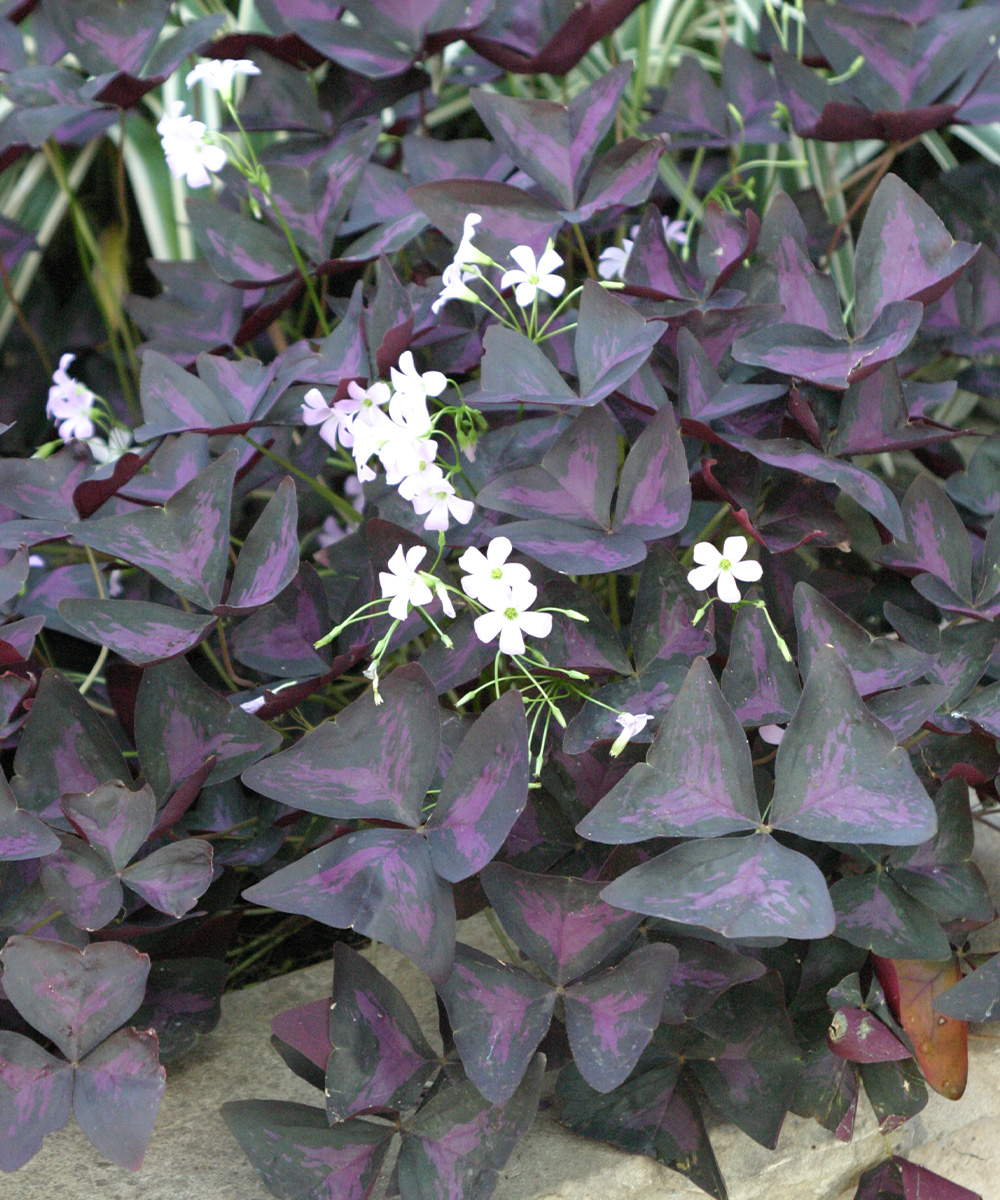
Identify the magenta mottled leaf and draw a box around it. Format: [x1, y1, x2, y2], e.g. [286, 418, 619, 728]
[877, 475, 973, 603]
[470, 64, 631, 209]
[11, 669, 129, 820]
[75, 451, 239, 611]
[831, 871, 951, 960]
[438, 943, 555, 1104]
[480, 863, 642, 986]
[866, 685, 949, 744]
[58, 599, 216, 667]
[39, 836, 124, 930]
[133, 957, 226, 1064]
[425, 689, 529, 883]
[222, 1099, 392, 1200]
[270, 996, 330, 1089]
[724, 433, 906, 537]
[502, 521, 648, 575]
[770, 646, 937, 846]
[72, 1026, 166, 1171]
[121, 839, 214, 918]
[613, 402, 691, 539]
[397, 1053, 544, 1200]
[579, 658, 759, 843]
[0, 1031, 73, 1171]
[242, 827, 456, 984]
[827, 1007, 911, 1064]
[793, 582, 930, 696]
[829, 362, 958, 456]
[601, 832, 836, 940]
[135, 656, 281, 800]
[134, 349, 233, 442]
[665, 937, 767, 1021]
[39, 0, 168, 74]
[563, 943, 676, 1094]
[576, 281, 664, 406]
[934, 953, 1000, 1022]
[409, 178, 562, 263]
[326, 943, 437, 1121]
[187, 195, 297, 285]
[721, 603, 801, 727]
[677, 328, 786, 421]
[221, 477, 299, 612]
[0, 937, 149, 1061]
[243, 663, 440, 827]
[0, 773, 58, 861]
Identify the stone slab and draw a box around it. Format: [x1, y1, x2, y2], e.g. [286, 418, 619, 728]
[8, 815, 1000, 1200]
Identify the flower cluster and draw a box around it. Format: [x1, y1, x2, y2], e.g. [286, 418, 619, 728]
[302, 351, 473, 534]
[156, 59, 259, 188]
[46, 354, 96, 441]
[597, 217, 689, 281]
[459, 537, 552, 656]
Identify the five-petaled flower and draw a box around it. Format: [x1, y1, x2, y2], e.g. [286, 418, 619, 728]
[686, 535, 762, 604]
[473, 579, 553, 657]
[432, 262, 479, 314]
[88, 427, 133, 465]
[501, 242, 566, 307]
[390, 350, 447, 404]
[610, 711, 653, 757]
[186, 59, 260, 101]
[405, 465, 474, 532]
[458, 537, 532, 611]
[379, 545, 435, 622]
[157, 101, 226, 188]
[47, 354, 96, 442]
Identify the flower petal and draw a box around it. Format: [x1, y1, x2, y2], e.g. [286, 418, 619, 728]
[474, 610, 505, 646]
[508, 245, 538, 275]
[716, 571, 742, 605]
[722, 535, 749, 564]
[686, 564, 719, 592]
[498, 621, 527, 656]
[518, 611, 552, 640]
[692, 541, 723, 566]
[730, 559, 763, 583]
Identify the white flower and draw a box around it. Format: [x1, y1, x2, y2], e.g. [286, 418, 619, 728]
[186, 59, 260, 101]
[663, 218, 688, 246]
[454, 212, 492, 269]
[157, 100, 227, 188]
[390, 351, 446, 403]
[405, 465, 474, 532]
[107, 569, 124, 598]
[345, 474, 366, 513]
[610, 711, 653, 757]
[598, 239, 633, 281]
[686, 535, 763, 605]
[301, 387, 344, 449]
[88, 427, 132, 465]
[240, 696, 266, 714]
[759, 724, 785, 746]
[47, 353, 94, 419]
[351, 407, 397, 482]
[316, 515, 346, 549]
[500, 242, 566, 307]
[28, 555, 44, 569]
[379, 544, 434, 622]
[381, 433, 437, 488]
[432, 262, 478, 314]
[55, 409, 95, 442]
[473, 579, 552, 657]
[458, 536, 531, 610]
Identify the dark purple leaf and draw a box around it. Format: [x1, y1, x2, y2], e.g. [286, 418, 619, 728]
[945, 434, 1000, 517]
[934, 954, 1000, 1022]
[827, 1006, 911, 1063]
[578, 657, 760, 842]
[11, 670, 129, 820]
[0, 1030, 72, 1171]
[471, 325, 577, 408]
[122, 839, 214, 918]
[326, 942, 437, 1121]
[877, 474, 972, 605]
[39, 0, 168, 74]
[220, 477, 299, 612]
[724, 433, 906, 536]
[0, 773, 58, 861]
[677, 328, 786, 421]
[859, 1058, 928, 1133]
[39, 836, 123, 929]
[567, 136, 663, 225]
[502, 521, 647, 575]
[0, 544, 29, 606]
[470, 63, 632, 209]
[537, 579, 631, 676]
[60, 780, 155, 872]
[243, 663, 439, 827]
[897, 1157, 981, 1200]
[72, 1026, 166, 1170]
[242, 827, 456, 984]
[187, 195, 297, 286]
[721, 602, 801, 727]
[561, 656, 692, 756]
[408, 179, 562, 263]
[0, 447, 91, 521]
[134, 656, 281, 799]
[867, 684, 949, 742]
[770, 645, 937, 845]
[134, 349, 232, 441]
[481, 863, 642, 986]
[396, 1053, 544, 1200]
[831, 871, 951, 960]
[119, 433, 210, 504]
[438, 943, 555, 1104]
[884, 601, 998, 709]
[793, 582, 931, 696]
[601, 832, 836, 940]
[731, 301, 923, 393]
[57, 599, 216, 666]
[575, 281, 664, 406]
[133, 958, 226, 1064]
[270, 996, 330, 1088]
[563, 943, 676, 1093]
[425, 689, 529, 883]
[232, 562, 332, 680]
[663, 937, 767, 1021]
[0, 936, 149, 1060]
[75, 450, 239, 611]
[368, 254, 413, 377]
[222, 1099, 391, 1200]
[419, 610, 497, 695]
[829, 362, 959, 456]
[613, 402, 691, 538]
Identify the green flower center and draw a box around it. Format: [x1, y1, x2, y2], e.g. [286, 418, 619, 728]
[719, 558, 732, 571]
[504, 607, 518, 620]
[491, 567, 503, 579]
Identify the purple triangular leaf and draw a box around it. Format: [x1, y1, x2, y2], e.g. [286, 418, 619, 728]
[677, 327, 787, 421]
[408, 178, 562, 264]
[877, 474, 973, 602]
[39, 836, 124, 930]
[187, 195, 297, 285]
[866, 684, 949, 743]
[73, 1026, 166, 1171]
[578, 657, 760, 842]
[133, 957, 226, 1065]
[222, 1099, 392, 1200]
[934, 953, 1000, 1022]
[437, 943, 555, 1104]
[0, 1031, 72, 1172]
[0, 937, 149, 1061]
[60, 780, 155, 872]
[0, 774, 59, 861]
[897, 1157, 981, 1200]
[242, 664, 440, 828]
[121, 838, 214, 918]
[721, 602, 801, 727]
[134, 349, 233, 441]
[326, 943, 437, 1121]
[770, 645, 937, 845]
[220, 477, 299, 612]
[829, 362, 959, 456]
[575, 281, 664, 405]
[426, 688, 529, 883]
[135, 656, 280, 800]
[827, 1006, 911, 1063]
[480, 863, 642, 986]
[601, 833, 836, 940]
[563, 943, 677, 1093]
[75, 450, 239, 611]
[57, 599, 217, 666]
[468, 324, 577, 408]
[793, 582, 931, 696]
[613, 402, 691, 538]
[397, 1053, 544, 1200]
[242, 827, 456, 984]
[830, 871, 951, 960]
